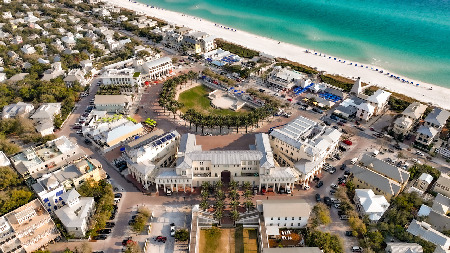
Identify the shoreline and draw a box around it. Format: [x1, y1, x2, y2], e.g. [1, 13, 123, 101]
[105, 0, 450, 111]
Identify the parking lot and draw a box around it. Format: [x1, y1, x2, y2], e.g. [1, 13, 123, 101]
[138, 205, 192, 253]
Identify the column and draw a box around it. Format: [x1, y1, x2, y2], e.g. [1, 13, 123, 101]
[156, 183, 159, 192]
[184, 184, 186, 193]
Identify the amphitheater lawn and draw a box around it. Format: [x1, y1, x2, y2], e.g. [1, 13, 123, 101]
[178, 85, 250, 116]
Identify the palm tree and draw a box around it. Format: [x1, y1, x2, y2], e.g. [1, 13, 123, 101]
[202, 181, 211, 192]
[215, 209, 223, 224]
[229, 189, 239, 201]
[231, 209, 240, 223]
[215, 181, 223, 192]
[243, 182, 251, 192]
[216, 115, 225, 134]
[243, 189, 252, 200]
[244, 200, 254, 212]
[200, 200, 209, 211]
[229, 181, 238, 191]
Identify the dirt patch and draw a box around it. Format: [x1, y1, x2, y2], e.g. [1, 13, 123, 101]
[243, 229, 258, 253]
[199, 228, 236, 253]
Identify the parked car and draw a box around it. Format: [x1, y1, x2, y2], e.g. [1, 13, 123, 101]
[286, 186, 292, 194]
[315, 193, 321, 202]
[105, 222, 115, 228]
[155, 236, 167, 243]
[339, 215, 350, 220]
[170, 223, 176, 237]
[114, 193, 122, 198]
[316, 181, 324, 188]
[343, 140, 352, 145]
[122, 237, 132, 246]
[334, 203, 341, 209]
[331, 184, 339, 189]
[84, 138, 92, 145]
[329, 167, 336, 174]
[352, 246, 363, 252]
[303, 185, 310, 190]
[98, 229, 111, 234]
[94, 235, 107, 240]
[330, 189, 336, 195]
[345, 231, 354, 237]
[323, 197, 332, 207]
[340, 164, 347, 170]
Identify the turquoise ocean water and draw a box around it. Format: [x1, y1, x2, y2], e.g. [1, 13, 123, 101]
[139, 0, 450, 87]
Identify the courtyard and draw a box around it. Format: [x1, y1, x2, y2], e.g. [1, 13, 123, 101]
[178, 85, 250, 116]
[199, 226, 258, 253]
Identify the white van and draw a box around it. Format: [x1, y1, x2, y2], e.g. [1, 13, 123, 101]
[286, 186, 292, 194]
[350, 158, 358, 165]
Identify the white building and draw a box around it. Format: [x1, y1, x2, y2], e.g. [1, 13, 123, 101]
[64, 69, 89, 87]
[385, 243, 423, 253]
[30, 103, 61, 136]
[21, 44, 36, 55]
[416, 108, 450, 146]
[392, 102, 427, 135]
[41, 62, 65, 81]
[259, 199, 312, 228]
[356, 89, 391, 121]
[94, 95, 132, 114]
[141, 56, 173, 80]
[101, 68, 142, 86]
[269, 116, 342, 184]
[54, 189, 95, 238]
[182, 31, 216, 54]
[2, 199, 60, 253]
[267, 66, 308, 90]
[2, 102, 34, 119]
[0, 151, 10, 167]
[354, 189, 389, 222]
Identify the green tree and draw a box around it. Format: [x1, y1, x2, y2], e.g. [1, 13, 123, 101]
[312, 203, 332, 227]
[175, 229, 190, 241]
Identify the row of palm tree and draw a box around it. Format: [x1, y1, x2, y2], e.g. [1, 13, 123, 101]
[158, 71, 197, 117]
[182, 104, 277, 135]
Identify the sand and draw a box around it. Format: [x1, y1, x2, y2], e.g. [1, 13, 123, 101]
[105, 0, 450, 110]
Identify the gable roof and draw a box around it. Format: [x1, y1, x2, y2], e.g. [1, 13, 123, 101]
[352, 165, 402, 196]
[425, 108, 450, 127]
[417, 125, 439, 138]
[367, 89, 391, 105]
[402, 102, 427, 120]
[407, 220, 450, 248]
[360, 154, 410, 184]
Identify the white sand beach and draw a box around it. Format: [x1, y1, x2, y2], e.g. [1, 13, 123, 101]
[106, 0, 450, 110]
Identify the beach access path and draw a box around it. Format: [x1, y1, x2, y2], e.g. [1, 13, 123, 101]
[105, 0, 450, 111]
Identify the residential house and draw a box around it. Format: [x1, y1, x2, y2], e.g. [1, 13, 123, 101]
[407, 220, 450, 250]
[182, 31, 216, 54]
[11, 35, 23, 44]
[0, 216, 24, 253]
[413, 173, 434, 191]
[385, 243, 423, 253]
[0, 151, 10, 167]
[0, 72, 5, 82]
[61, 33, 77, 49]
[416, 108, 450, 146]
[41, 62, 65, 81]
[31, 158, 104, 211]
[64, 69, 88, 87]
[356, 89, 391, 121]
[80, 59, 93, 71]
[93, 95, 132, 113]
[2, 199, 60, 252]
[2, 102, 34, 119]
[54, 189, 95, 237]
[419, 193, 450, 232]
[352, 154, 410, 200]
[21, 44, 36, 55]
[392, 102, 427, 135]
[354, 189, 389, 222]
[30, 103, 61, 136]
[434, 173, 450, 198]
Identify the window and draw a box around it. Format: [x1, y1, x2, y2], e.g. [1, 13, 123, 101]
[298, 223, 301, 226]
[200, 167, 204, 171]
[299, 217, 301, 220]
[200, 161, 203, 165]
[195, 167, 198, 170]
[206, 167, 209, 171]
[271, 217, 273, 220]
[182, 171, 186, 175]
[278, 217, 280, 220]
[291, 223, 293, 226]
[292, 217, 294, 220]
[285, 217, 287, 220]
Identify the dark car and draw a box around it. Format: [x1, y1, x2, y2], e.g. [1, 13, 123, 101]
[259, 89, 265, 93]
[315, 193, 321, 202]
[393, 144, 402, 150]
[341, 128, 348, 134]
[94, 234, 107, 240]
[73, 125, 82, 129]
[324, 121, 331, 126]
[313, 176, 320, 182]
[330, 189, 336, 195]
[128, 220, 135, 225]
[312, 108, 323, 114]
[114, 193, 122, 198]
[98, 229, 111, 234]
[344, 170, 351, 175]
[105, 222, 115, 228]
[345, 231, 354, 237]
[323, 197, 332, 207]
[340, 164, 347, 170]
[84, 138, 92, 145]
[316, 181, 324, 188]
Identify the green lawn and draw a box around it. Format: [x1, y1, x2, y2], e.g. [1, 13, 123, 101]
[178, 85, 250, 116]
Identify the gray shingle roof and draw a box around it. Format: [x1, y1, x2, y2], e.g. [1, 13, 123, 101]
[360, 154, 410, 184]
[425, 108, 450, 127]
[407, 220, 450, 247]
[352, 165, 402, 196]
